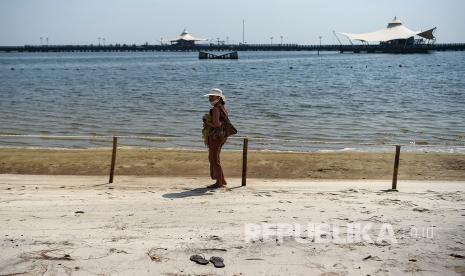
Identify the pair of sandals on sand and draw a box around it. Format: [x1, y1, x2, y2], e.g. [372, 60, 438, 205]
[190, 254, 225, 268]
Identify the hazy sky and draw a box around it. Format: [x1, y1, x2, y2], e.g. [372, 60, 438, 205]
[1, 0, 464, 46]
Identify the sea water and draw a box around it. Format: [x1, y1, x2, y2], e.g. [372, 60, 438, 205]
[0, 51, 464, 152]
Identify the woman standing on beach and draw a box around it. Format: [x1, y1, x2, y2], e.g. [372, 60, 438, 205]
[202, 88, 229, 188]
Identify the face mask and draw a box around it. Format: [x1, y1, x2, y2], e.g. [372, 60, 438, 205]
[210, 98, 220, 106]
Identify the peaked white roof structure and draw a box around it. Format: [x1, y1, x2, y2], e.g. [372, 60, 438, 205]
[340, 17, 436, 43]
[170, 29, 206, 43]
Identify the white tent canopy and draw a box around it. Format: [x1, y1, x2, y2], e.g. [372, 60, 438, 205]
[340, 17, 436, 43]
[171, 29, 206, 43]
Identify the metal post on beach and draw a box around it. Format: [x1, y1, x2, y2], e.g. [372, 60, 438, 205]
[109, 136, 118, 183]
[242, 137, 249, 186]
[391, 145, 401, 191]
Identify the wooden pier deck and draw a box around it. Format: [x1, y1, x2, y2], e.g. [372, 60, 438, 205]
[0, 43, 464, 53]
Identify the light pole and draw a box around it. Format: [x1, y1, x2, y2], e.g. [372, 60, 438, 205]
[226, 36, 229, 45]
[98, 37, 101, 46]
[40, 37, 43, 46]
[102, 37, 106, 46]
[242, 19, 245, 44]
[318, 36, 322, 56]
[46, 37, 49, 46]
[270, 36, 273, 45]
[280, 35, 283, 45]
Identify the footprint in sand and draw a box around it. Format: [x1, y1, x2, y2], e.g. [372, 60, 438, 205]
[278, 200, 292, 204]
[271, 190, 289, 194]
[255, 192, 272, 197]
[207, 235, 222, 241]
[377, 198, 417, 207]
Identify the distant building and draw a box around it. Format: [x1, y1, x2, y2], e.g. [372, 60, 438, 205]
[340, 17, 436, 46]
[170, 29, 206, 47]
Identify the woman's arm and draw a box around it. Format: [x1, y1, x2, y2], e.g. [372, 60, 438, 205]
[207, 107, 222, 128]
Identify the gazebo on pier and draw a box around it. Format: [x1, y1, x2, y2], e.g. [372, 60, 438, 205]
[170, 29, 207, 47]
[340, 17, 436, 46]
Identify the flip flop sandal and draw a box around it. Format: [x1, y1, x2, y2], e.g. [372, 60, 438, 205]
[209, 256, 225, 268]
[190, 254, 208, 265]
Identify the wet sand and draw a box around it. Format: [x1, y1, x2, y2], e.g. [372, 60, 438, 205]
[1, 148, 465, 180]
[0, 175, 464, 275]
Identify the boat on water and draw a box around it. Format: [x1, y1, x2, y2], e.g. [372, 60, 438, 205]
[198, 51, 239, 60]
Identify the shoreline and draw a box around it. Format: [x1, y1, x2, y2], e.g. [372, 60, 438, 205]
[1, 147, 465, 180]
[1, 144, 465, 153]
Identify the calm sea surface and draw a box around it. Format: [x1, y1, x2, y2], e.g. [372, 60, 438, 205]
[0, 51, 464, 152]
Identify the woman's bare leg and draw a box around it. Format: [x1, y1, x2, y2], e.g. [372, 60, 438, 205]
[218, 141, 227, 185]
[208, 140, 215, 180]
[208, 136, 225, 186]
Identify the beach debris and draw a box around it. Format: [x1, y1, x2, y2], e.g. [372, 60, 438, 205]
[450, 253, 465, 259]
[74, 211, 85, 214]
[147, 247, 167, 262]
[209, 256, 225, 268]
[190, 254, 208, 265]
[217, 209, 234, 213]
[245, 258, 265, 261]
[344, 188, 359, 193]
[20, 249, 73, 261]
[363, 255, 373, 261]
[332, 217, 350, 221]
[109, 248, 128, 254]
[409, 259, 417, 262]
[412, 207, 430, 213]
[201, 248, 227, 252]
[333, 263, 347, 269]
[149, 254, 161, 262]
[147, 248, 164, 262]
[208, 235, 222, 241]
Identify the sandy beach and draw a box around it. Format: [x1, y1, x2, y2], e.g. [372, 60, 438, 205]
[1, 148, 465, 180]
[1, 174, 464, 275]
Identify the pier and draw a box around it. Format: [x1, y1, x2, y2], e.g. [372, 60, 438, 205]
[0, 43, 464, 53]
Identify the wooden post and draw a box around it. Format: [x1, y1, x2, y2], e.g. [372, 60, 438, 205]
[242, 138, 249, 186]
[391, 145, 401, 190]
[109, 136, 118, 183]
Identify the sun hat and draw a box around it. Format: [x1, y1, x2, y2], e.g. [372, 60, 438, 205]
[204, 88, 226, 102]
